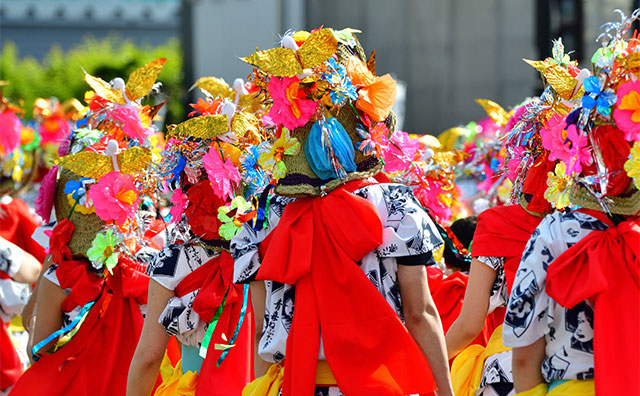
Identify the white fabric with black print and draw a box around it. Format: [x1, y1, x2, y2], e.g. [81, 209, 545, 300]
[476, 256, 508, 314]
[473, 256, 514, 396]
[0, 238, 32, 322]
[232, 183, 443, 394]
[147, 243, 220, 347]
[503, 211, 602, 382]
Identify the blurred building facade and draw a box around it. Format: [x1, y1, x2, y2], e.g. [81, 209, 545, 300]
[1, 0, 638, 133]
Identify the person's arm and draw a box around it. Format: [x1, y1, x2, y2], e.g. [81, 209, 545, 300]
[29, 276, 65, 362]
[445, 258, 496, 359]
[512, 337, 546, 393]
[5, 239, 41, 284]
[398, 264, 454, 396]
[250, 280, 271, 378]
[127, 280, 174, 396]
[22, 254, 55, 331]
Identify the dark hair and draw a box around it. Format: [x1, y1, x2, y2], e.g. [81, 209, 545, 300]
[442, 216, 477, 272]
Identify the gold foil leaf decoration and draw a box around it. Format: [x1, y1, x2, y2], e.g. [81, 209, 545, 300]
[433, 150, 468, 166]
[83, 69, 124, 104]
[241, 48, 302, 77]
[622, 52, 640, 70]
[298, 28, 338, 70]
[169, 115, 229, 139]
[56, 152, 112, 179]
[544, 64, 582, 100]
[191, 76, 234, 99]
[523, 58, 548, 73]
[118, 147, 153, 174]
[367, 49, 376, 74]
[437, 127, 469, 151]
[56, 147, 152, 179]
[125, 58, 166, 101]
[231, 112, 262, 144]
[475, 99, 510, 127]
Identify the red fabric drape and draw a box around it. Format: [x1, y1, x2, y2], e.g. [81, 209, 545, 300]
[0, 198, 46, 264]
[9, 221, 149, 396]
[174, 251, 253, 396]
[426, 267, 490, 347]
[0, 322, 21, 391]
[257, 180, 436, 396]
[546, 209, 640, 396]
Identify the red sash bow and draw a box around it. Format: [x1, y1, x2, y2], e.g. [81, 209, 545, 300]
[174, 250, 253, 396]
[547, 209, 640, 396]
[257, 180, 436, 396]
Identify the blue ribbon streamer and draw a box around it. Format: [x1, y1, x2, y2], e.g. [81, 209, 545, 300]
[32, 300, 95, 361]
[216, 283, 250, 367]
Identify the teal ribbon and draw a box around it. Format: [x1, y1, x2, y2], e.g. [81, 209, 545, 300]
[216, 283, 250, 367]
[32, 300, 95, 361]
[199, 287, 229, 358]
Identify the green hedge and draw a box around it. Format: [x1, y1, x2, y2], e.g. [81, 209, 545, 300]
[0, 35, 184, 125]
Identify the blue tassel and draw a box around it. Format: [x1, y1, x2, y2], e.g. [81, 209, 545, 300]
[304, 117, 356, 180]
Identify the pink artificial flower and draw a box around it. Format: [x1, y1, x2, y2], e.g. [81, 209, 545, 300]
[110, 105, 153, 143]
[414, 179, 451, 223]
[202, 147, 241, 200]
[0, 110, 22, 156]
[359, 122, 390, 159]
[541, 114, 592, 174]
[505, 147, 525, 181]
[504, 104, 528, 135]
[89, 171, 140, 225]
[39, 116, 70, 145]
[384, 131, 420, 172]
[35, 166, 58, 223]
[169, 189, 188, 223]
[476, 117, 501, 137]
[476, 163, 496, 193]
[267, 76, 317, 130]
[613, 80, 640, 142]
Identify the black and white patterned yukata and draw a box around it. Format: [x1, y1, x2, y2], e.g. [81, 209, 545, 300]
[232, 183, 443, 396]
[502, 211, 599, 382]
[474, 255, 514, 396]
[0, 238, 31, 322]
[147, 243, 220, 348]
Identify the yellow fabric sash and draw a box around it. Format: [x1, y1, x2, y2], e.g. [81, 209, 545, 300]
[451, 324, 511, 396]
[242, 361, 337, 396]
[154, 356, 199, 396]
[515, 379, 594, 396]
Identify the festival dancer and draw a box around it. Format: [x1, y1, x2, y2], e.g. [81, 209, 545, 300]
[9, 60, 166, 396]
[503, 11, 640, 396]
[127, 80, 259, 395]
[232, 28, 454, 396]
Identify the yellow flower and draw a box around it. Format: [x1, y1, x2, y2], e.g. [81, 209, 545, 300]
[624, 141, 640, 190]
[544, 162, 572, 209]
[497, 179, 514, 203]
[258, 129, 301, 179]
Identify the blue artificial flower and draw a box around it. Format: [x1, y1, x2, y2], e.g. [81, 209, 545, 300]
[166, 154, 186, 183]
[64, 178, 91, 201]
[582, 76, 617, 117]
[241, 145, 267, 194]
[321, 58, 358, 106]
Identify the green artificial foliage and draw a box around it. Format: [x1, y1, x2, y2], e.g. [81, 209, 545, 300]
[0, 35, 184, 125]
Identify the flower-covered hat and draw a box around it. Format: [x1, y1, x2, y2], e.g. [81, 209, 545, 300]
[505, 12, 640, 215]
[241, 28, 397, 197]
[41, 59, 166, 263]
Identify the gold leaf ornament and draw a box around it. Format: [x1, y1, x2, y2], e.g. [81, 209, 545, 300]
[240, 28, 338, 77]
[524, 59, 583, 100]
[191, 76, 234, 99]
[168, 115, 229, 139]
[475, 99, 510, 127]
[231, 112, 262, 144]
[55, 147, 152, 179]
[125, 58, 166, 101]
[83, 70, 125, 104]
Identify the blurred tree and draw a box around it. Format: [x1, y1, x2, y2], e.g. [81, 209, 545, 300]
[0, 35, 184, 125]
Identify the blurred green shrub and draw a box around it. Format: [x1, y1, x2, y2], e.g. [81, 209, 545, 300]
[0, 35, 184, 124]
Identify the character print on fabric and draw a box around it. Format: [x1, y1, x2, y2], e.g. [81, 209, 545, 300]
[281, 286, 295, 333]
[505, 270, 538, 337]
[563, 211, 609, 231]
[566, 302, 594, 354]
[543, 350, 571, 379]
[0, 245, 13, 274]
[384, 184, 415, 219]
[161, 304, 187, 336]
[519, 228, 540, 263]
[479, 358, 514, 396]
[147, 244, 180, 276]
[577, 367, 595, 380]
